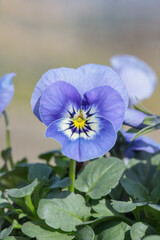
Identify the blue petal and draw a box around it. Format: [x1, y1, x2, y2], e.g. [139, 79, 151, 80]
[78, 64, 129, 109]
[124, 109, 148, 129]
[0, 73, 16, 88]
[39, 81, 81, 126]
[131, 137, 160, 154]
[45, 116, 116, 162]
[31, 67, 84, 120]
[121, 129, 160, 154]
[31, 64, 129, 120]
[0, 73, 16, 114]
[82, 86, 125, 131]
[111, 55, 157, 105]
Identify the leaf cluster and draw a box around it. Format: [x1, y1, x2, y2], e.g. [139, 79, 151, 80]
[1, 149, 160, 239]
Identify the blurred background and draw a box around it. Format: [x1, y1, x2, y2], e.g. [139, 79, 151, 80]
[0, 0, 160, 163]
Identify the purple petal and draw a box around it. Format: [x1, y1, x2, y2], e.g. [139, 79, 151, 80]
[39, 81, 81, 126]
[45, 116, 116, 162]
[124, 108, 148, 129]
[78, 64, 129, 109]
[131, 137, 160, 154]
[0, 73, 16, 114]
[31, 67, 84, 121]
[111, 55, 157, 105]
[31, 64, 129, 120]
[121, 129, 160, 154]
[82, 86, 125, 131]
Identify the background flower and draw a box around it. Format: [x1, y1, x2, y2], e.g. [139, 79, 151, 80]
[123, 108, 148, 129]
[0, 73, 16, 114]
[120, 129, 160, 162]
[110, 55, 157, 106]
[32, 64, 128, 161]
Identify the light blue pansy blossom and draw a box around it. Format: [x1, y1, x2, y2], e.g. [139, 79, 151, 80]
[110, 55, 157, 106]
[121, 129, 160, 163]
[124, 108, 148, 129]
[0, 73, 16, 114]
[31, 64, 129, 162]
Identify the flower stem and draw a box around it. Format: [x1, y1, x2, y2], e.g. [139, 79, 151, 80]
[2, 110, 14, 169]
[69, 159, 76, 192]
[25, 195, 37, 218]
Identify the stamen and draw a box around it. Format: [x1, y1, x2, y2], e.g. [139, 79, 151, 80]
[62, 107, 98, 140]
[73, 117, 86, 129]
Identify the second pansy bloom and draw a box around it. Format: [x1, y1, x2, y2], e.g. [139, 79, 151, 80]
[31, 64, 129, 162]
[111, 55, 157, 106]
[120, 129, 160, 164]
[0, 73, 16, 114]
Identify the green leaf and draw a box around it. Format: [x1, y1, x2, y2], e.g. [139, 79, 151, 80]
[37, 192, 91, 231]
[54, 156, 70, 176]
[111, 200, 145, 213]
[22, 221, 74, 240]
[92, 199, 115, 217]
[76, 225, 95, 240]
[6, 179, 38, 198]
[143, 236, 160, 240]
[16, 157, 28, 165]
[134, 98, 153, 115]
[121, 176, 149, 201]
[0, 165, 28, 190]
[54, 155, 70, 168]
[49, 176, 71, 189]
[151, 154, 160, 166]
[28, 163, 52, 182]
[4, 237, 28, 240]
[121, 222, 131, 233]
[46, 190, 70, 199]
[123, 158, 149, 185]
[150, 170, 160, 190]
[150, 183, 160, 203]
[75, 157, 125, 199]
[131, 125, 160, 141]
[1, 148, 12, 162]
[0, 191, 10, 209]
[78, 216, 132, 230]
[143, 116, 160, 126]
[109, 182, 124, 200]
[148, 204, 160, 212]
[0, 169, 7, 176]
[0, 225, 13, 240]
[123, 157, 160, 201]
[0, 218, 5, 232]
[95, 221, 125, 240]
[133, 105, 151, 115]
[39, 149, 61, 163]
[150, 155, 160, 190]
[130, 222, 157, 240]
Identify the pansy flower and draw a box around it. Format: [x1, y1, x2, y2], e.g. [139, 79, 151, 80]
[110, 55, 157, 106]
[31, 64, 129, 162]
[0, 73, 16, 114]
[120, 129, 160, 163]
[124, 108, 148, 129]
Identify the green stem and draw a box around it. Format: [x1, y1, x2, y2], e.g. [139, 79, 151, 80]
[85, 194, 90, 202]
[25, 195, 37, 218]
[69, 159, 76, 192]
[2, 110, 14, 169]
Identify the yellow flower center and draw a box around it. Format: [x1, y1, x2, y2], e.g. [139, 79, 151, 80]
[73, 116, 86, 129]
